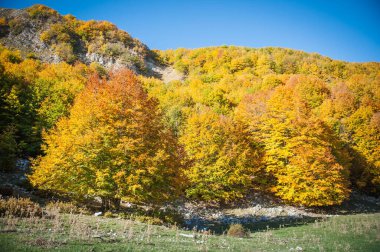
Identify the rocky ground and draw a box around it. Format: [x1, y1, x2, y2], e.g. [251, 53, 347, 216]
[0, 159, 31, 199]
[146, 59, 184, 83]
[171, 191, 380, 233]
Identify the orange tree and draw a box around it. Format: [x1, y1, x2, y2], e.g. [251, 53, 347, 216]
[29, 70, 182, 208]
[236, 77, 351, 206]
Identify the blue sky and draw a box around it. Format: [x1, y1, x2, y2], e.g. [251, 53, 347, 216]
[1, 0, 379, 62]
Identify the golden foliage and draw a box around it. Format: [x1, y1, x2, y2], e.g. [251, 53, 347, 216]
[180, 107, 262, 202]
[29, 70, 182, 204]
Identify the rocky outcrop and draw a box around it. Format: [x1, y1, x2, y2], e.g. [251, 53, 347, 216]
[146, 59, 184, 83]
[0, 8, 59, 62]
[0, 5, 166, 77]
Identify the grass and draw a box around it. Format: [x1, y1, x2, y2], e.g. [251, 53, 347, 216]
[0, 210, 379, 251]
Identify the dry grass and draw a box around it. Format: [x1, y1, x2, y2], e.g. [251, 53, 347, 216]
[227, 223, 248, 237]
[0, 197, 379, 251]
[0, 197, 42, 218]
[45, 201, 84, 214]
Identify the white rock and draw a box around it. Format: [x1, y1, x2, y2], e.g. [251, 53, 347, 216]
[179, 233, 194, 238]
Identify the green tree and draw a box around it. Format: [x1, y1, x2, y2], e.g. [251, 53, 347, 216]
[0, 126, 18, 172]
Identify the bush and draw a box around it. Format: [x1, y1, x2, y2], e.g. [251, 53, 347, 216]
[118, 212, 131, 219]
[0, 17, 9, 37]
[0, 197, 42, 217]
[40, 24, 72, 45]
[0, 17, 7, 26]
[52, 43, 76, 63]
[8, 18, 26, 36]
[89, 62, 108, 77]
[45, 201, 81, 214]
[104, 211, 116, 218]
[26, 5, 58, 19]
[154, 208, 184, 225]
[26, 52, 38, 60]
[227, 224, 248, 238]
[117, 207, 183, 225]
[101, 43, 124, 57]
[121, 53, 143, 69]
[134, 215, 163, 225]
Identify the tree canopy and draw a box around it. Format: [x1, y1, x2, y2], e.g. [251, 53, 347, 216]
[29, 70, 182, 205]
[1, 44, 379, 207]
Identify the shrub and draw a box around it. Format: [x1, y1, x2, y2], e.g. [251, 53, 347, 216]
[104, 211, 115, 218]
[154, 208, 184, 225]
[0, 17, 7, 26]
[89, 62, 107, 77]
[8, 18, 26, 36]
[40, 24, 72, 45]
[0, 17, 9, 37]
[117, 207, 183, 225]
[118, 212, 132, 219]
[26, 5, 58, 19]
[121, 53, 143, 68]
[45, 201, 81, 214]
[26, 52, 38, 60]
[101, 43, 124, 57]
[134, 215, 163, 225]
[52, 43, 76, 63]
[0, 197, 42, 217]
[227, 224, 248, 238]
[0, 48, 22, 63]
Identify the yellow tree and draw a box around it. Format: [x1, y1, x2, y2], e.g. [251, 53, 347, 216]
[345, 106, 380, 194]
[29, 70, 182, 208]
[180, 107, 262, 202]
[236, 80, 351, 206]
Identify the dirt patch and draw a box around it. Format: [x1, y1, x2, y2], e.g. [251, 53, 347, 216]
[145, 60, 184, 83]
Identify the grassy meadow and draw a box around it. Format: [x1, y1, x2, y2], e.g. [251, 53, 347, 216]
[0, 209, 379, 251]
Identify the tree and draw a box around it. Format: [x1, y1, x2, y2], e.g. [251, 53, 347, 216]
[34, 62, 87, 130]
[272, 116, 351, 206]
[236, 82, 351, 206]
[0, 126, 18, 172]
[0, 47, 41, 156]
[345, 106, 380, 194]
[29, 70, 182, 208]
[180, 107, 262, 202]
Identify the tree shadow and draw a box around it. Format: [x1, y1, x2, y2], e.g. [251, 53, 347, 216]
[183, 214, 322, 235]
[312, 191, 380, 216]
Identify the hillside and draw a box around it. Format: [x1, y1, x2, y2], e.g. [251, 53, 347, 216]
[144, 46, 380, 202]
[0, 4, 169, 75]
[0, 4, 379, 212]
[0, 3, 379, 251]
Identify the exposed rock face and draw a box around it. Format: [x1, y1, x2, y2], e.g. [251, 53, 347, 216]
[146, 59, 184, 83]
[0, 8, 58, 62]
[0, 5, 167, 77]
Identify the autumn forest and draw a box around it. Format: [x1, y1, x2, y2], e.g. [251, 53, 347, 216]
[0, 5, 379, 209]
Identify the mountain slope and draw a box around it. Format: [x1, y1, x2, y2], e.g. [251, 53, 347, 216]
[0, 4, 162, 75]
[0, 4, 379, 205]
